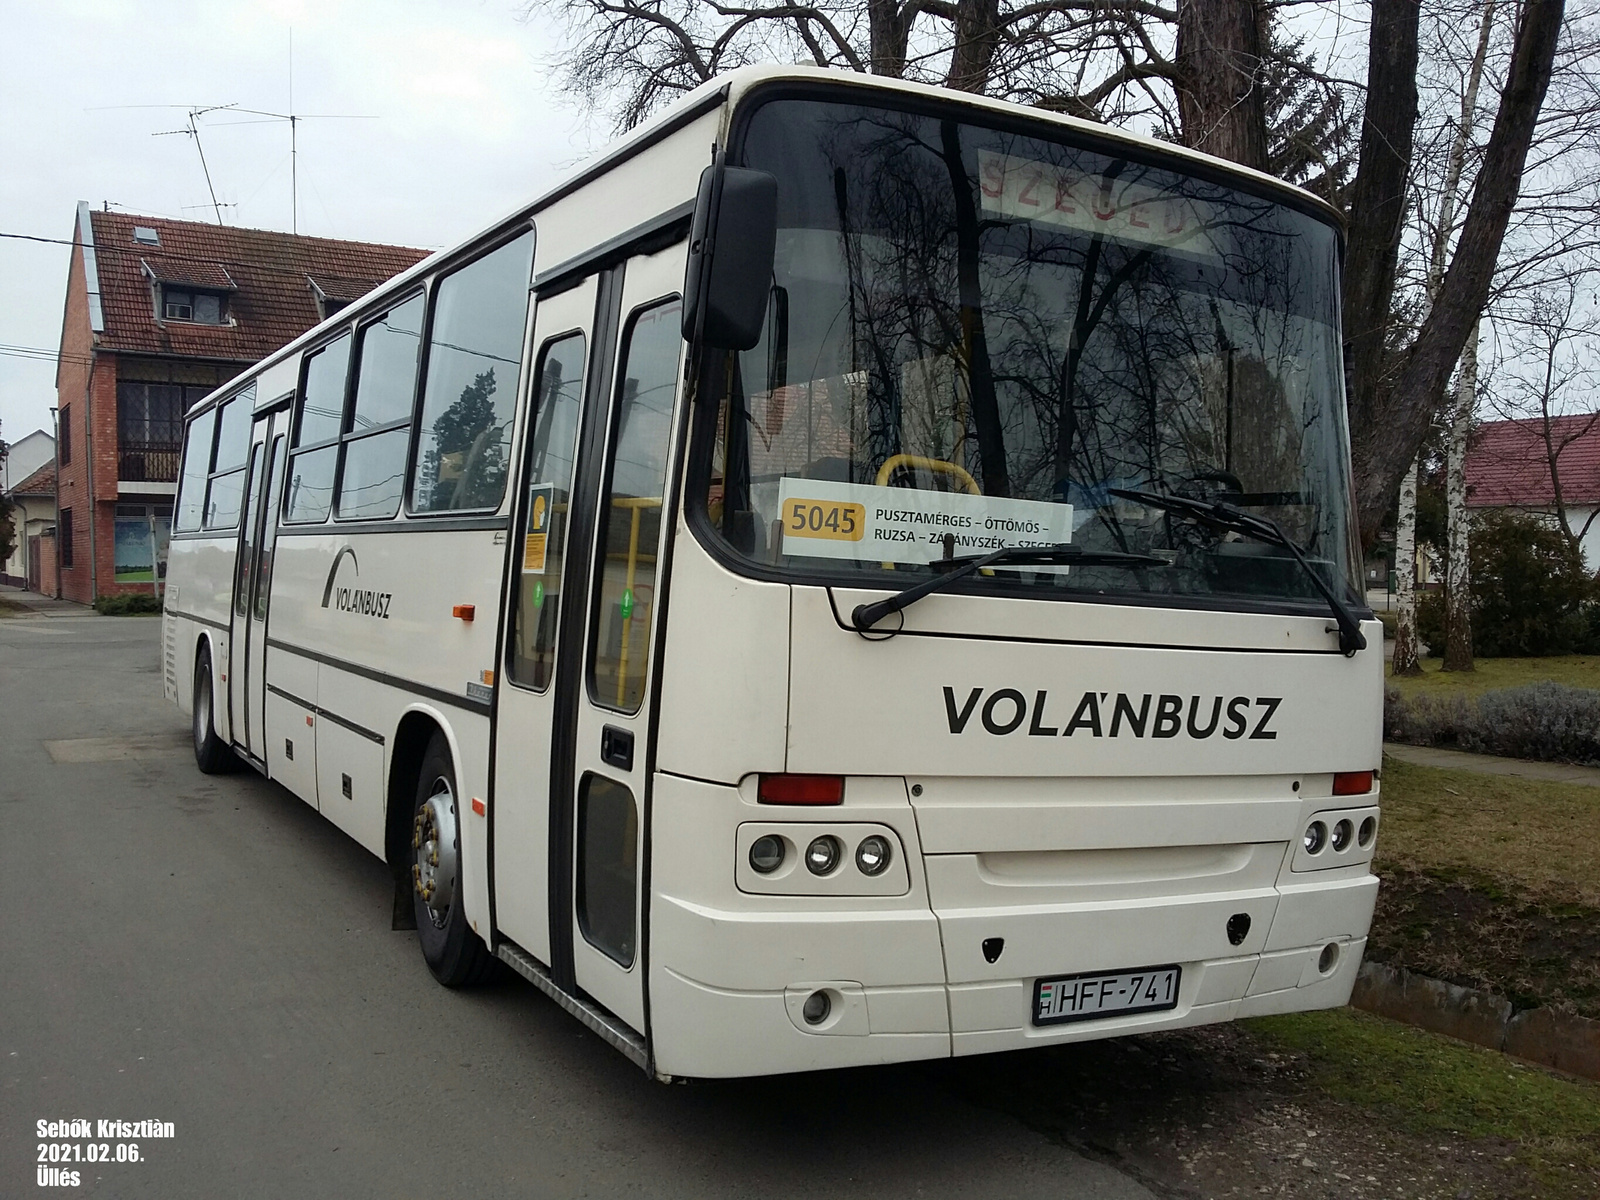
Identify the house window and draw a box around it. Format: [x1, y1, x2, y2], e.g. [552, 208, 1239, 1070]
[59, 508, 74, 568]
[118, 382, 203, 482]
[59, 404, 71, 464]
[163, 288, 226, 325]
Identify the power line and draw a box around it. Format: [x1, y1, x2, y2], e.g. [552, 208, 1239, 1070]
[0, 343, 93, 368]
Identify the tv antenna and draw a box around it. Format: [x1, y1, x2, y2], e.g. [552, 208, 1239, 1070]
[204, 34, 377, 233]
[152, 104, 238, 225]
[91, 37, 376, 234]
[208, 105, 377, 234]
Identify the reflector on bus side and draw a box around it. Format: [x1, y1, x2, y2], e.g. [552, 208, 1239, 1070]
[757, 774, 844, 805]
[1332, 771, 1374, 795]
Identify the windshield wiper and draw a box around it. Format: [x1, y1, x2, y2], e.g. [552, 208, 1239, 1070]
[851, 543, 1169, 633]
[1108, 487, 1368, 655]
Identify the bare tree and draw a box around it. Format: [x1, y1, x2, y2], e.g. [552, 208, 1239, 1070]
[524, 0, 1348, 151]
[1442, 321, 1479, 669]
[1427, 0, 1499, 672]
[1489, 279, 1600, 555]
[1391, 459, 1425, 674]
[1348, 0, 1567, 545]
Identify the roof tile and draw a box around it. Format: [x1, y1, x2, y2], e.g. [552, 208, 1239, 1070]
[7, 460, 57, 497]
[1466, 414, 1600, 508]
[86, 209, 429, 363]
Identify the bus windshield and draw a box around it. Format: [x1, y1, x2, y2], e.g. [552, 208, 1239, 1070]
[699, 96, 1363, 611]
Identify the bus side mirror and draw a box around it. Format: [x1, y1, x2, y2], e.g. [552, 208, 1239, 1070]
[683, 163, 777, 352]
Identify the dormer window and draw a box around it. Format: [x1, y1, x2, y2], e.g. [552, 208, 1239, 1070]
[163, 287, 226, 324]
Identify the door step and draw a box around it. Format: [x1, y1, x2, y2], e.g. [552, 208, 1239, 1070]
[496, 940, 649, 1071]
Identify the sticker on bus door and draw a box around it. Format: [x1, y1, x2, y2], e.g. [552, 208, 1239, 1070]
[523, 483, 554, 573]
[776, 477, 1072, 566]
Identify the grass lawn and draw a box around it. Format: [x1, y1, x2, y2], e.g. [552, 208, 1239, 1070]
[1389, 654, 1600, 697]
[1373, 755, 1600, 1017]
[1252, 1008, 1600, 1193]
[1379, 755, 1600, 906]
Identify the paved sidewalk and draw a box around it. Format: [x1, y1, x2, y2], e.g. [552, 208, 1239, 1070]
[1384, 740, 1600, 787]
[0, 584, 95, 617]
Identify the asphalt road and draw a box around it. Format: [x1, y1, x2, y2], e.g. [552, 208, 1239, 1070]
[2, 612, 1155, 1200]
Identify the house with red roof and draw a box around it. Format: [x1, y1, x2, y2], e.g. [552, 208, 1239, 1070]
[1465, 412, 1600, 569]
[52, 203, 428, 603]
[2, 456, 59, 592]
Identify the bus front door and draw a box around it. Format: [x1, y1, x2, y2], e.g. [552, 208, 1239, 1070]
[494, 239, 687, 1043]
[227, 407, 287, 762]
[561, 245, 686, 1038]
[493, 276, 600, 966]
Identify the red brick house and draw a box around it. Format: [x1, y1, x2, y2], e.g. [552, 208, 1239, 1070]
[54, 203, 428, 603]
[1465, 413, 1600, 569]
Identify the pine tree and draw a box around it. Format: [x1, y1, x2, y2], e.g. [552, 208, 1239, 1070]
[422, 369, 505, 510]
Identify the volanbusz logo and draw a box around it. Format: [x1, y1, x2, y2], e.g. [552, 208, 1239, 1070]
[320, 546, 391, 620]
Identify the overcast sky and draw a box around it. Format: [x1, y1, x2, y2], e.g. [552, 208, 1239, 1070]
[0, 0, 594, 444]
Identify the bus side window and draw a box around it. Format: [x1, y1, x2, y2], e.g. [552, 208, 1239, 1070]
[285, 335, 351, 524]
[175, 406, 218, 532]
[589, 299, 682, 713]
[337, 293, 423, 521]
[203, 383, 257, 530]
[508, 332, 586, 691]
[410, 230, 534, 515]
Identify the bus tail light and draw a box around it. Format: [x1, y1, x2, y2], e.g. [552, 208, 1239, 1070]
[758, 774, 844, 805]
[1332, 770, 1373, 795]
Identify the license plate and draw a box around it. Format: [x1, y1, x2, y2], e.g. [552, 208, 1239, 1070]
[1032, 965, 1181, 1026]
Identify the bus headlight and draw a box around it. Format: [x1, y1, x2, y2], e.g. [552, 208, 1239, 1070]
[749, 834, 786, 874]
[805, 835, 841, 875]
[1303, 821, 1327, 855]
[1331, 818, 1354, 852]
[855, 835, 892, 876]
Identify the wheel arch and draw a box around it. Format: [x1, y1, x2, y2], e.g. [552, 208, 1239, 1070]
[189, 630, 217, 717]
[385, 705, 461, 878]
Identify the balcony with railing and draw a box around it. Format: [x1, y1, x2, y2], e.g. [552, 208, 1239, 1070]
[119, 442, 182, 483]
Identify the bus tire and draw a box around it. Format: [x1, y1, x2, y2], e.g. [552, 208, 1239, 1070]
[192, 645, 237, 775]
[411, 731, 497, 987]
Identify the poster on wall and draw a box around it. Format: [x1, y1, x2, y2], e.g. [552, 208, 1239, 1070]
[114, 516, 156, 583]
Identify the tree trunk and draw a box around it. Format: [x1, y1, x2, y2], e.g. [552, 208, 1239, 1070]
[1175, 0, 1270, 169]
[1391, 457, 1424, 675]
[1351, 0, 1566, 545]
[1342, 0, 1420, 545]
[946, 0, 1002, 93]
[868, 0, 910, 78]
[1442, 323, 1478, 671]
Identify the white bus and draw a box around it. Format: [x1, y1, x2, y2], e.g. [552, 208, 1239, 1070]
[163, 65, 1383, 1080]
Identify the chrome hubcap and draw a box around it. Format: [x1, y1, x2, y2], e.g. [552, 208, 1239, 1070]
[412, 782, 457, 929]
[195, 672, 211, 745]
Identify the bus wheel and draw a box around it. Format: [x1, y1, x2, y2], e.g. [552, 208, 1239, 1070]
[411, 731, 496, 986]
[191, 646, 236, 775]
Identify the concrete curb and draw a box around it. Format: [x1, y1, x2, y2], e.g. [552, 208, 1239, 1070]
[1351, 960, 1600, 1082]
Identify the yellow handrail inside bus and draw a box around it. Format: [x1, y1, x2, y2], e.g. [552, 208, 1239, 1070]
[873, 455, 982, 569]
[874, 454, 981, 495]
[611, 496, 663, 707]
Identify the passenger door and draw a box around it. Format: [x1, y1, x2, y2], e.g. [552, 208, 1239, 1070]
[563, 247, 686, 1034]
[493, 239, 687, 1039]
[228, 406, 288, 760]
[493, 278, 599, 963]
